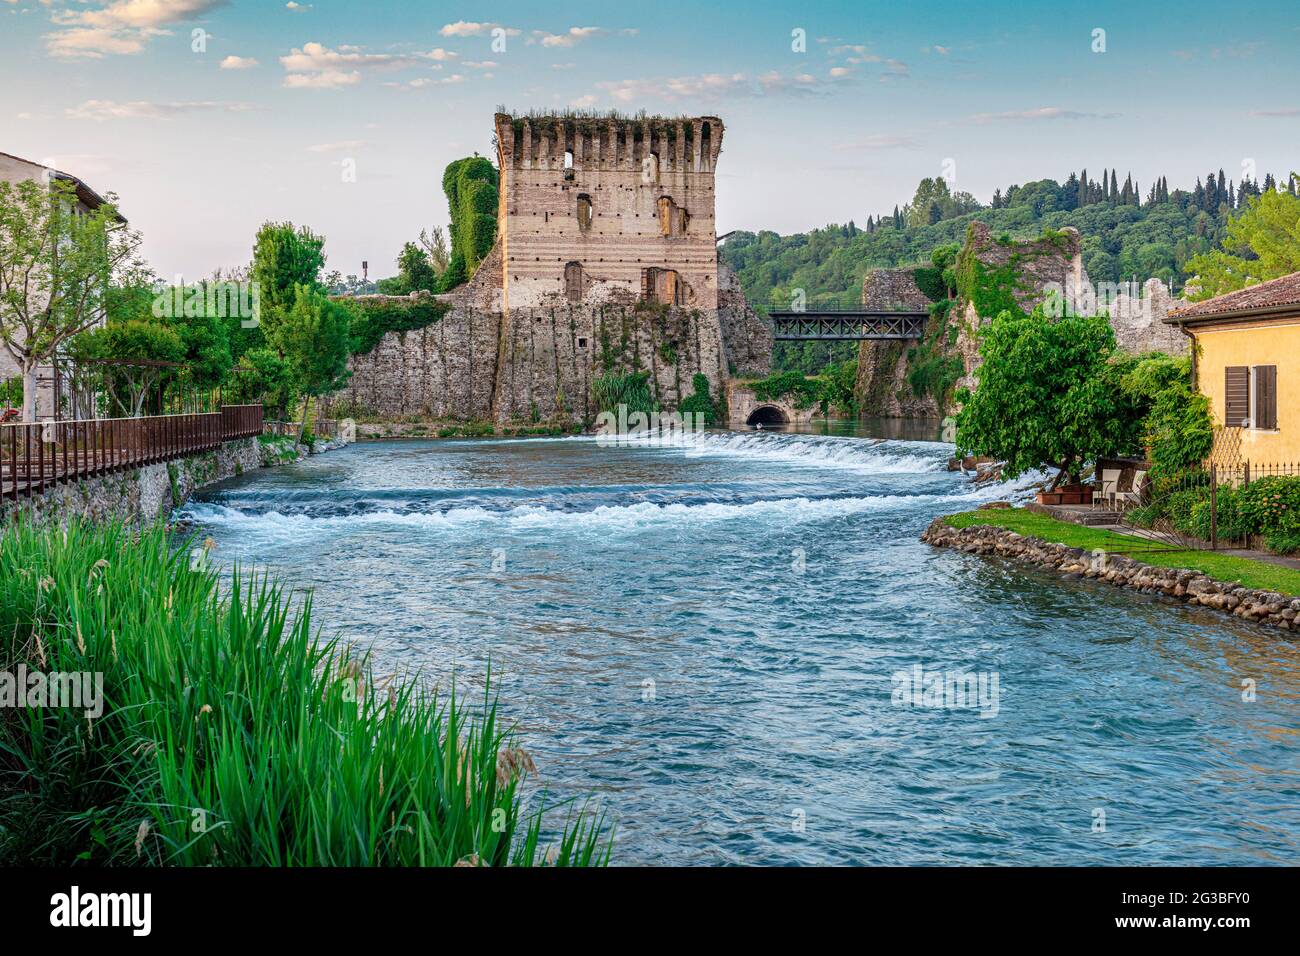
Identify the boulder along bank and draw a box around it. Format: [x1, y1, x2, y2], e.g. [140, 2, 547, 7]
[922, 517, 1300, 634]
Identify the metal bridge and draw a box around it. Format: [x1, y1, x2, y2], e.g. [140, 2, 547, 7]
[764, 306, 929, 341]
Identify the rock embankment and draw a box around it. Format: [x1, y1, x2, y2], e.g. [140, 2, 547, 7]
[922, 518, 1300, 633]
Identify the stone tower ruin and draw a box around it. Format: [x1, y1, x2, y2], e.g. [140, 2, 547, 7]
[493, 112, 725, 311]
[338, 110, 771, 425]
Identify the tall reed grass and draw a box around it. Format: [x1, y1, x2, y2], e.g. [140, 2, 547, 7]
[0, 520, 610, 866]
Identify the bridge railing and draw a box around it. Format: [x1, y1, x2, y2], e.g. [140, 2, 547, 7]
[754, 295, 870, 315]
[1, 404, 263, 502]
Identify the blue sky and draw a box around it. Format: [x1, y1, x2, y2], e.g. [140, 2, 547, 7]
[2, 0, 1297, 279]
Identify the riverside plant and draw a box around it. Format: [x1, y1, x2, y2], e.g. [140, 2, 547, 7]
[0, 520, 610, 866]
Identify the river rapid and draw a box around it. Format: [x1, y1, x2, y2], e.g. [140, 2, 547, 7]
[179, 422, 1300, 865]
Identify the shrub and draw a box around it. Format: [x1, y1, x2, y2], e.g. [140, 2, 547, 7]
[677, 373, 718, 424]
[1263, 530, 1300, 556]
[0, 520, 609, 866]
[591, 371, 655, 416]
[1237, 476, 1300, 536]
[343, 297, 450, 356]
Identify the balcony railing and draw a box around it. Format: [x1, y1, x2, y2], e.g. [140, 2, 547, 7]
[1, 404, 263, 502]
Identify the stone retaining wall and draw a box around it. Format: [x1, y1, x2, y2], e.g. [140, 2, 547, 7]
[922, 518, 1300, 634]
[1, 435, 350, 527]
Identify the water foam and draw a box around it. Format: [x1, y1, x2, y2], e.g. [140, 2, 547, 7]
[182, 484, 992, 539]
[597, 429, 951, 474]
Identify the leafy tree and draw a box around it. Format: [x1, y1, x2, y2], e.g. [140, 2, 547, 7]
[67, 319, 185, 416]
[419, 226, 450, 275]
[955, 307, 1140, 488]
[398, 242, 439, 292]
[250, 221, 326, 345]
[271, 284, 352, 442]
[0, 178, 140, 420]
[1117, 353, 1214, 478]
[1184, 184, 1300, 298]
[234, 347, 297, 420]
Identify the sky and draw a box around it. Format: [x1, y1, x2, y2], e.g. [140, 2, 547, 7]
[2, 0, 1297, 280]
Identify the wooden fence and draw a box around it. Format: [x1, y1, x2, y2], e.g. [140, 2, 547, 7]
[1, 404, 263, 502]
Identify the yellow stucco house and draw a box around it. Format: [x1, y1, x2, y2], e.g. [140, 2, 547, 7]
[1168, 271, 1300, 465]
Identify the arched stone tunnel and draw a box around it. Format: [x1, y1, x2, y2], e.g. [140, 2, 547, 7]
[745, 404, 790, 427]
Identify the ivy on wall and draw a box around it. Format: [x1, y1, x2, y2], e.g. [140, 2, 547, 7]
[343, 298, 451, 356]
[441, 157, 499, 289]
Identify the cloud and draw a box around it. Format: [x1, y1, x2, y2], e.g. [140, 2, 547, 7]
[1250, 108, 1300, 117]
[285, 2, 311, 11]
[439, 20, 519, 37]
[45, 0, 228, 59]
[596, 70, 839, 103]
[966, 106, 1120, 124]
[832, 135, 922, 151]
[284, 70, 360, 89]
[383, 74, 465, 90]
[533, 26, 627, 47]
[306, 140, 366, 153]
[827, 44, 909, 80]
[280, 41, 457, 88]
[219, 55, 258, 70]
[923, 45, 950, 55]
[66, 99, 256, 120]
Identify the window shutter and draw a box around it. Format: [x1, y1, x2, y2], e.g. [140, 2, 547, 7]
[1256, 365, 1278, 430]
[1224, 366, 1249, 426]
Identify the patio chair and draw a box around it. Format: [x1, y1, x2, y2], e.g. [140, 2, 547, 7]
[1115, 470, 1147, 509]
[1093, 468, 1120, 509]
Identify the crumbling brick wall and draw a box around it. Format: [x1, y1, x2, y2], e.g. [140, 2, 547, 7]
[853, 268, 942, 418]
[494, 112, 724, 312]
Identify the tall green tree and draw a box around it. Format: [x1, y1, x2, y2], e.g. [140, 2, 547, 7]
[272, 284, 351, 442]
[0, 178, 140, 420]
[955, 307, 1140, 488]
[250, 222, 326, 348]
[1184, 184, 1300, 298]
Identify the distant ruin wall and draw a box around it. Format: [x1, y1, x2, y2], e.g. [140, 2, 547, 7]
[338, 254, 768, 424]
[854, 268, 940, 418]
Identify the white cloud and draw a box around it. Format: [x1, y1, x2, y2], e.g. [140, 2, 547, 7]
[383, 74, 465, 90]
[832, 135, 922, 151]
[464, 60, 497, 69]
[1250, 108, 1300, 117]
[596, 70, 836, 103]
[66, 99, 256, 120]
[220, 55, 258, 70]
[284, 70, 360, 89]
[285, 1, 311, 11]
[45, 0, 228, 59]
[534, 26, 606, 48]
[966, 107, 1119, 123]
[306, 140, 365, 153]
[439, 20, 519, 37]
[280, 41, 457, 88]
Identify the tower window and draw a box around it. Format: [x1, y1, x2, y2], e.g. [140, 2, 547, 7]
[564, 261, 584, 304]
[577, 194, 593, 232]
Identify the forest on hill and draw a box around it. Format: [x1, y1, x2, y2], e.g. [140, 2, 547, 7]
[721, 168, 1297, 309]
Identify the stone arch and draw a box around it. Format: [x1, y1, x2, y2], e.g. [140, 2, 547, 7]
[746, 404, 789, 427]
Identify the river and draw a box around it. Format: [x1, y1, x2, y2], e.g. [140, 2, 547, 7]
[179, 422, 1300, 865]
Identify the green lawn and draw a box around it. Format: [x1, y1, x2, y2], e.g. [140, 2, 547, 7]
[944, 509, 1300, 596]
